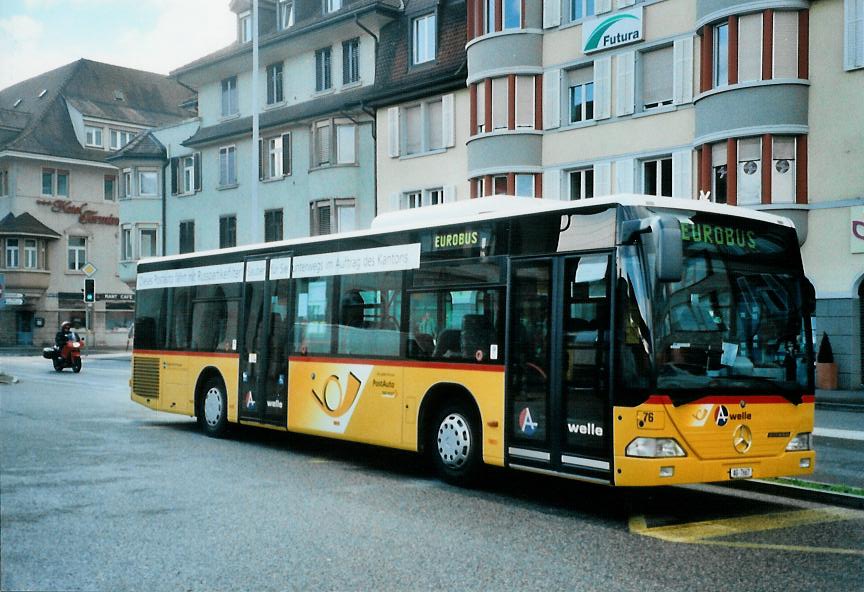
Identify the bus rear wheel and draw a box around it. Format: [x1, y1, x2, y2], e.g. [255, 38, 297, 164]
[428, 403, 481, 486]
[199, 377, 228, 438]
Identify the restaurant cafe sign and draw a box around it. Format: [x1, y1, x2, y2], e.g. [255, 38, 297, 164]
[582, 6, 643, 53]
[36, 199, 119, 226]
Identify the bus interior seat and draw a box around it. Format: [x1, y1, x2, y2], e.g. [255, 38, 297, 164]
[461, 314, 493, 358]
[433, 329, 461, 358]
[411, 333, 435, 357]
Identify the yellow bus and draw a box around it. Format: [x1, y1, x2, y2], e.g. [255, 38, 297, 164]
[131, 195, 816, 486]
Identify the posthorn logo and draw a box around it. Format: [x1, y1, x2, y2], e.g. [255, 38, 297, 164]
[582, 7, 643, 53]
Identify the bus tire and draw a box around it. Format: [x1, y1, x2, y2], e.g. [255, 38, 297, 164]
[428, 403, 482, 486]
[199, 376, 228, 438]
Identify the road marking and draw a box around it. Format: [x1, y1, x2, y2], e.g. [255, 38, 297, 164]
[629, 508, 864, 556]
[814, 427, 864, 442]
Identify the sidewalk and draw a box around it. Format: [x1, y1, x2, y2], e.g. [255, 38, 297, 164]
[816, 388, 864, 411]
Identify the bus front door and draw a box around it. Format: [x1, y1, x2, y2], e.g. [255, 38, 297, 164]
[239, 255, 292, 427]
[507, 254, 612, 482]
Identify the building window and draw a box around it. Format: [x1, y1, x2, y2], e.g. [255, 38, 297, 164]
[846, 0, 864, 70]
[485, 0, 496, 33]
[221, 76, 238, 117]
[313, 120, 331, 166]
[139, 171, 158, 196]
[413, 14, 436, 65]
[170, 153, 201, 195]
[266, 63, 284, 105]
[140, 228, 157, 258]
[773, 11, 799, 79]
[738, 13, 763, 83]
[515, 75, 535, 128]
[24, 239, 37, 269]
[261, 133, 291, 179]
[278, 0, 294, 30]
[310, 198, 355, 235]
[492, 77, 508, 130]
[714, 22, 729, 87]
[57, 170, 69, 197]
[772, 136, 796, 203]
[405, 191, 422, 209]
[179, 221, 195, 254]
[403, 97, 444, 155]
[324, 0, 342, 13]
[104, 175, 116, 201]
[219, 215, 237, 249]
[240, 12, 252, 43]
[403, 187, 443, 209]
[5, 238, 18, 268]
[41, 169, 69, 197]
[641, 46, 673, 110]
[515, 174, 535, 197]
[313, 120, 354, 167]
[737, 137, 762, 205]
[121, 226, 133, 261]
[568, 68, 594, 123]
[493, 175, 508, 195]
[476, 82, 486, 133]
[219, 146, 237, 186]
[336, 124, 356, 164]
[315, 47, 332, 92]
[264, 209, 284, 242]
[0, 170, 8, 196]
[85, 125, 103, 148]
[67, 236, 86, 270]
[182, 156, 195, 193]
[643, 157, 673, 197]
[569, 168, 594, 200]
[343, 38, 360, 84]
[110, 129, 134, 150]
[504, 0, 522, 29]
[711, 142, 728, 204]
[122, 169, 132, 198]
[571, 0, 596, 22]
[41, 169, 53, 195]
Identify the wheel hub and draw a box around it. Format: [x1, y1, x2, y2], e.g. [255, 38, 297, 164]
[204, 387, 223, 427]
[437, 413, 471, 469]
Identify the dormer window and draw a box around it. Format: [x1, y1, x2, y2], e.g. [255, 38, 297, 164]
[324, 0, 342, 14]
[113, 90, 126, 102]
[278, 0, 294, 30]
[239, 12, 252, 43]
[85, 125, 103, 148]
[412, 13, 437, 65]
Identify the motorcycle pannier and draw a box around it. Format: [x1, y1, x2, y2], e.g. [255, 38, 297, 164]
[42, 347, 55, 359]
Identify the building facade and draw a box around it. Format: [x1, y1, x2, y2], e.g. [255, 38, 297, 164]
[0, 59, 195, 346]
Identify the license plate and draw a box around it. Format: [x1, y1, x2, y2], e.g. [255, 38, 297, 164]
[730, 467, 753, 479]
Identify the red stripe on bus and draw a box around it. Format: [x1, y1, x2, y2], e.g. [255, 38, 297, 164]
[289, 356, 505, 373]
[132, 349, 240, 359]
[645, 394, 815, 405]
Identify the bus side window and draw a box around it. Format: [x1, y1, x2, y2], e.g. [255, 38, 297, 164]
[293, 277, 333, 355]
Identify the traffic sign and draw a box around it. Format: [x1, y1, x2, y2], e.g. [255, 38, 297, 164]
[4, 292, 23, 299]
[82, 262, 97, 277]
[3, 298, 23, 306]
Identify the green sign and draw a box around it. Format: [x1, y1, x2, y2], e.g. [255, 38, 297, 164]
[681, 222, 757, 250]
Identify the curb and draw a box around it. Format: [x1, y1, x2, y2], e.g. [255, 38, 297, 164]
[723, 479, 864, 510]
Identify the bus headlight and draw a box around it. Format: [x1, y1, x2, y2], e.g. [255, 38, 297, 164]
[626, 437, 686, 458]
[785, 432, 812, 451]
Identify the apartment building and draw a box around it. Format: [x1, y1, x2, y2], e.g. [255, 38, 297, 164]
[163, 0, 404, 254]
[0, 59, 195, 346]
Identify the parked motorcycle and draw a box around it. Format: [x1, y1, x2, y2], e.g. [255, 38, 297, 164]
[42, 332, 84, 373]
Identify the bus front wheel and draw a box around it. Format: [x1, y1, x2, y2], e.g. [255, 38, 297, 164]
[429, 403, 481, 486]
[199, 377, 228, 438]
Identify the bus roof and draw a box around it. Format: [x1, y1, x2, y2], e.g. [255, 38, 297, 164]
[143, 194, 796, 266]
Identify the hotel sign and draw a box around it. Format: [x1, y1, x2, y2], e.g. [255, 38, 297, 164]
[36, 199, 119, 226]
[852, 207, 864, 254]
[582, 6, 643, 54]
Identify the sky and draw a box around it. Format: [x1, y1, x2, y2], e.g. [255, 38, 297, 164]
[0, 0, 237, 90]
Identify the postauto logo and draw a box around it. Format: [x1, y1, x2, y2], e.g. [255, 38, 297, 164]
[582, 8, 643, 53]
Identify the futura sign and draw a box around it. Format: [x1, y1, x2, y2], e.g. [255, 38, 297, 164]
[582, 6, 644, 54]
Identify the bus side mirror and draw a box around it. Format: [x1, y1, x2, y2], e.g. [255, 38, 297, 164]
[620, 215, 683, 283]
[802, 277, 816, 315]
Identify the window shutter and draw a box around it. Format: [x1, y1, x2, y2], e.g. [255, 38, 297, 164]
[738, 14, 763, 82]
[543, 169, 562, 200]
[615, 158, 634, 193]
[443, 185, 455, 203]
[543, 69, 561, 129]
[593, 57, 612, 120]
[597, 0, 612, 15]
[593, 162, 611, 196]
[193, 152, 201, 192]
[543, 0, 560, 29]
[844, 0, 863, 70]
[773, 12, 799, 79]
[170, 157, 178, 195]
[282, 133, 291, 175]
[672, 149, 693, 199]
[617, 0, 636, 8]
[442, 94, 455, 148]
[615, 52, 635, 117]
[258, 139, 265, 180]
[388, 107, 400, 157]
[673, 36, 694, 105]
